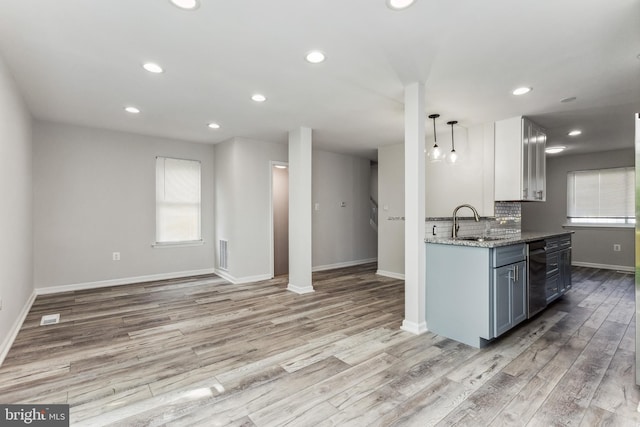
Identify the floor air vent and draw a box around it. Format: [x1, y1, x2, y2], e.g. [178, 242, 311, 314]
[219, 239, 228, 271]
[40, 314, 60, 326]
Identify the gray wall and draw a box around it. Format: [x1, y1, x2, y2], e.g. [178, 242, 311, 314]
[33, 121, 216, 288]
[214, 137, 288, 282]
[522, 148, 634, 269]
[312, 150, 377, 269]
[0, 54, 33, 357]
[377, 144, 405, 277]
[214, 139, 377, 280]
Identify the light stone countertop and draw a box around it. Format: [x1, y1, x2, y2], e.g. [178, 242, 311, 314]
[424, 231, 573, 248]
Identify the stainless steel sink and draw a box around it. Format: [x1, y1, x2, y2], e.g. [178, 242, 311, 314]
[455, 236, 506, 242]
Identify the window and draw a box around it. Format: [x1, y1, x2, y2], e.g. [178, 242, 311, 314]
[156, 157, 202, 243]
[567, 167, 635, 225]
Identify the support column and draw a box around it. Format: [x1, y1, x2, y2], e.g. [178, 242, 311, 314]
[287, 127, 314, 294]
[401, 82, 427, 334]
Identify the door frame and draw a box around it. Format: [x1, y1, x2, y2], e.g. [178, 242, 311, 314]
[269, 160, 289, 278]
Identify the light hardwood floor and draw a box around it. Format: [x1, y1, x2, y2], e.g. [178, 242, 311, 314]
[0, 264, 639, 426]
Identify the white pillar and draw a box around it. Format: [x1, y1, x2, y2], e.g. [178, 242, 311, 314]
[401, 82, 427, 335]
[287, 127, 314, 294]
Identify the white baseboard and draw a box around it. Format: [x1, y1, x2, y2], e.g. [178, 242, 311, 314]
[401, 319, 428, 335]
[214, 269, 272, 285]
[287, 283, 315, 294]
[572, 262, 634, 273]
[0, 291, 36, 367]
[376, 270, 405, 280]
[35, 268, 217, 295]
[312, 258, 377, 272]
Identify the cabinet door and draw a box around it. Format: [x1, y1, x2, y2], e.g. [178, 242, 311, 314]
[560, 248, 572, 293]
[537, 128, 546, 200]
[494, 265, 513, 337]
[522, 119, 531, 200]
[532, 125, 546, 201]
[512, 261, 527, 326]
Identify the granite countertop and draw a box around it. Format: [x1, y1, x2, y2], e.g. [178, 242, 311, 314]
[424, 231, 573, 248]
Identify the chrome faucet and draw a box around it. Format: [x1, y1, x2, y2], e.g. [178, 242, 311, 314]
[452, 204, 480, 238]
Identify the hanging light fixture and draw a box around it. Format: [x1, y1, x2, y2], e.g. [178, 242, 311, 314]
[446, 120, 459, 164]
[427, 114, 444, 162]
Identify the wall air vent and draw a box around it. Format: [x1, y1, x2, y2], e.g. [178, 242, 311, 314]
[219, 239, 228, 271]
[40, 314, 60, 326]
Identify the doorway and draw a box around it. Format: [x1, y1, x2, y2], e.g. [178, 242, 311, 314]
[272, 164, 289, 276]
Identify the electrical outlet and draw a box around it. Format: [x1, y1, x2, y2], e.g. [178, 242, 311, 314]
[112, 252, 121, 261]
[613, 244, 621, 252]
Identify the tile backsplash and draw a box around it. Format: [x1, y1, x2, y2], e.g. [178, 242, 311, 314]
[426, 202, 521, 238]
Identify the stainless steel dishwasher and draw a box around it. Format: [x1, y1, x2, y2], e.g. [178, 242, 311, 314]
[528, 240, 547, 318]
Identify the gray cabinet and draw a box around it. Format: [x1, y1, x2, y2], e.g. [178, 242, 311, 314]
[559, 248, 572, 294]
[495, 116, 546, 202]
[545, 235, 572, 304]
[426, 242, 529, 348]
[493, 246, 527, 337]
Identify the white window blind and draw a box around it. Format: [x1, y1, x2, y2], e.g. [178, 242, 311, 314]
[156, 157, 202, 243]
[567, 167, 635, 224]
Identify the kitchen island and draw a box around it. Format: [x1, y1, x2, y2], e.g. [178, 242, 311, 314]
[425, 231, 572, 348]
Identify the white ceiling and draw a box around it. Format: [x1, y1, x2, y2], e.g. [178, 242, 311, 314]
[0, 0, 638, 159]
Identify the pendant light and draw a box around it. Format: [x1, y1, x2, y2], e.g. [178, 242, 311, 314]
[427, 114, 444, 162]
[446, 120, 459, 164]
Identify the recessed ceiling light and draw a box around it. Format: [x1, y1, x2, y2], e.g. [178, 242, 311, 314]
[512, 87, 532, 96]
[124, 106, 140, 114]
[568, 129, 582, 136]
[169, 0, 199, 10]
[208, 122, 220, 129]
[274, 165, 288, 169]
[142, 62, 164, 74]
[251, 94, 267, 102]
[386, 0, 415, 10]
[545, 146, 566, 154]
[305, 50, 326, 64]
[560, 96, 577, 103]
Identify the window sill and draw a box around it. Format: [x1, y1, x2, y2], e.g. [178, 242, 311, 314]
[152, 240, 204, 248]
[562, 223, 634, 229]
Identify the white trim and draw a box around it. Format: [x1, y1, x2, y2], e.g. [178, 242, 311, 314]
[152, 240, 205, 248]
[572, 261, 634, 273]
[287, 283, 315, 294]
[563, 223, 634, 229]
[214, 269, 271, 285]
[400, 319, 428, 335]
[312, 258, 377, 272]
[35, 268, 216, 295]
[376, 270, 405, 280]
[0, 291, 36, 367]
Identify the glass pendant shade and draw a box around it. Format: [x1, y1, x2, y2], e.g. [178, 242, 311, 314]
[446, 149, 458, 164]
[427, 113, 443, 162]
[428, 144, 444, 161]
[446, 120, 459, 164]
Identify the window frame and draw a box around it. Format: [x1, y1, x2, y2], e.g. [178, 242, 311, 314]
[154, 156, 203, 246]
[565, 166, 635, 228]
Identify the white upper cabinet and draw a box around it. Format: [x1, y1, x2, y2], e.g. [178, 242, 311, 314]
[495, 116, 546, 202]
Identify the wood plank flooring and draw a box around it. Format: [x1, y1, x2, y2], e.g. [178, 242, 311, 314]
[0, 264, 639, 426]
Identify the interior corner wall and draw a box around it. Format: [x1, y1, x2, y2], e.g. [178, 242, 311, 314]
[312, 150, 377, 269]
[0, 54, 33, 355]
[214, 137, 287, 282]
[32, 121, 216, 288]
[522, 148, 635, 269]
[425, 123, 495, 218]
[377, 143, 405, 277]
